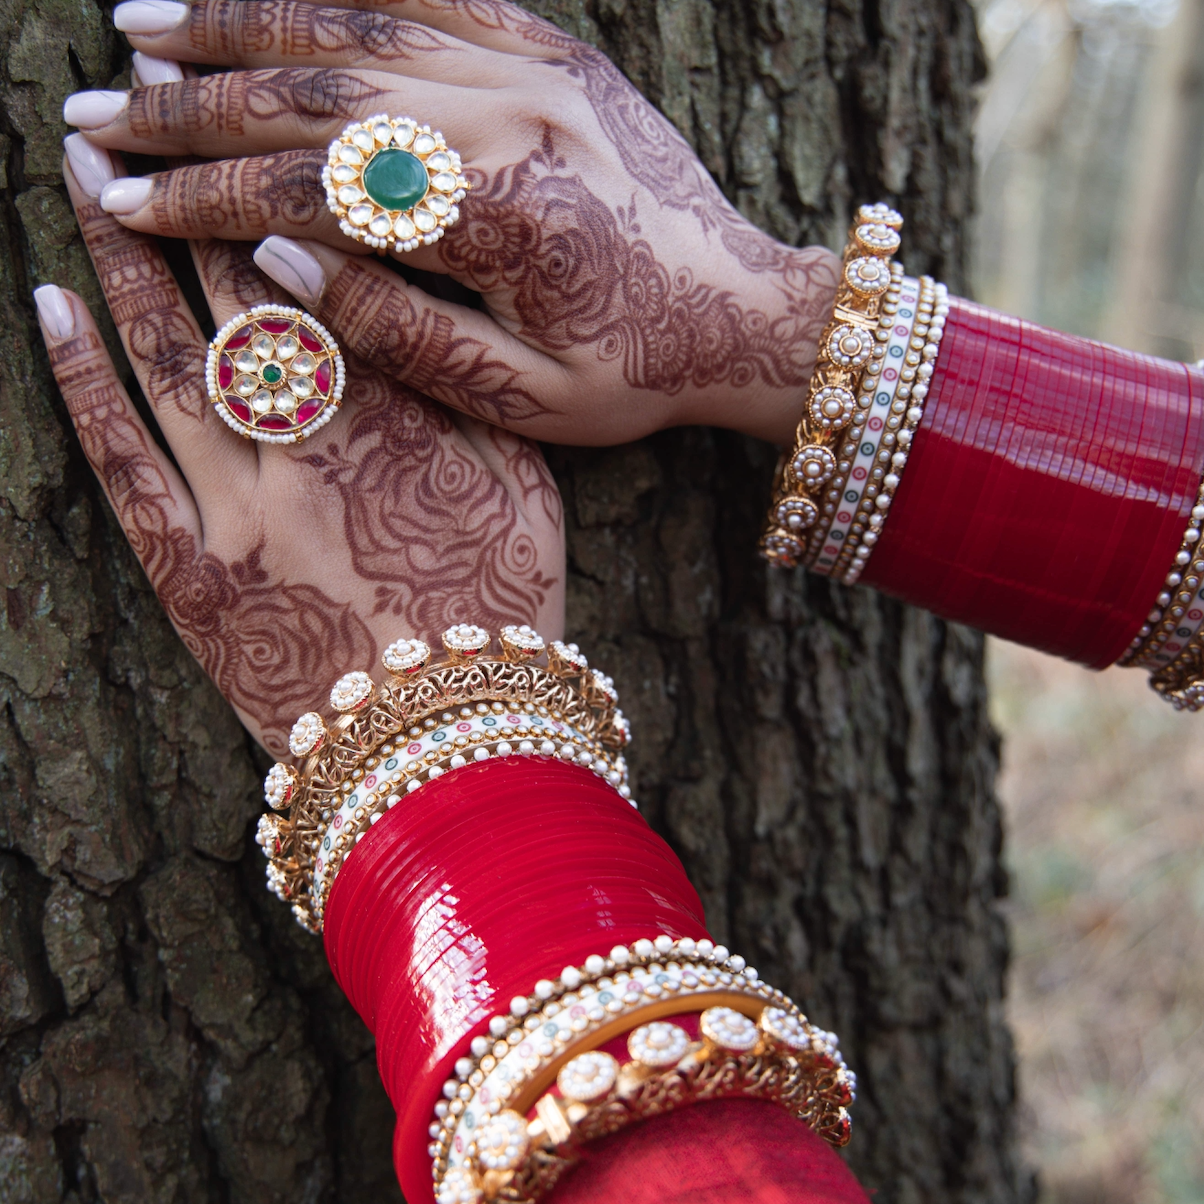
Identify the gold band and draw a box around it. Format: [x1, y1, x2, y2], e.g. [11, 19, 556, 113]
[760, 204, 904, 568]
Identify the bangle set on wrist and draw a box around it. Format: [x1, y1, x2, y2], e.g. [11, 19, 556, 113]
[431, 934, 855, 1204]
[759, 204, 942, 578]
[257, 623, 633, 932]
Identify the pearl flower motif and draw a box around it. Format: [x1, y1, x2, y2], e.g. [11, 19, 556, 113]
[855, 222, 901, 254]
[557, 1050, 619, 1102]
[255, 813, 282, 853]
[475, 1110, 529, 1171]
[263, 763, 298, 810]
[775, 497, 819, 532]
[844, 256, 891, 296]
[382, 636, 431, 676]
[627, 1021, 691, 1068]
[589, 669, 619, 705]
[790, 445, 837, 490]
[329, 670, 374, 712]
[759, 1006, 812, 1052]
[858, 202, 903, 228]
[547, 640, 589, 676]
[499, 623, 545, 660]
[436, 1166, 482, 1204]
[763, 532, 806, 564]
[700, 1006, 760, 1052]
[441, 623, 490, 659]
[609, 709, 632, 745]
[809, 385, 856, 432]
[288, 711, 327, 757]
[827, 324, 874, 368]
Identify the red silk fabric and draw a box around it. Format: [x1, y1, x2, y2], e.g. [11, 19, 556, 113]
[861, 298, 1204, 666]
[322, 757, 710, 1204]
[547, 1098, 869, 1204]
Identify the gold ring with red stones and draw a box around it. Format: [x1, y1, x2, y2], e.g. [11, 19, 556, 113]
[206, 305, 345, 444]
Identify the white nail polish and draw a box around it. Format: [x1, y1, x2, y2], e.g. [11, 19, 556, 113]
[34, 285, 76, 340]
[100, 177, 154, 215]
[64, 133, 116, 198]
[254, 237, 327, 309]
[63, 90, 129, 130]
[132, 52, 184, 85]
[114, 0, 190, 35]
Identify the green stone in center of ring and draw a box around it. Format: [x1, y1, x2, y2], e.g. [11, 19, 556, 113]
[362, 147, 429, 211]
[261, 362, 284, 385]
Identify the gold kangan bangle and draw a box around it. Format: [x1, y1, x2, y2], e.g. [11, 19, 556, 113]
[256, 624, 632, 932]
[431, 935, 856, 1204]
[760, 203, 904, 568]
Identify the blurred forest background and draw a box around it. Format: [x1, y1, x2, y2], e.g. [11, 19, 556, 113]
[972, 0, 1204, 1196]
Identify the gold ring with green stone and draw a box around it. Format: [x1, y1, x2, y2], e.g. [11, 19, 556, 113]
[322, 114, 470, 254]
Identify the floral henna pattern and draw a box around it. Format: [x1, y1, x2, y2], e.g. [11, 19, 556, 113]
[50, 331, 376, 755]
[319, 263, 551, 424]
[126, 68, 388, 143]
[299, 371, 558, 629]
[441, 137, 817, 393]
[152, 150, 328, 240]
[189, 0, 452, 62]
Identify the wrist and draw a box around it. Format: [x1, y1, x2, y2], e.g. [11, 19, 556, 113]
[681, 244, 840, 444]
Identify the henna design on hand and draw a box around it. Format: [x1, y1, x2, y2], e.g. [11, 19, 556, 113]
[319, 261, 551, 425]
[126, 68, 388, 143]
[299, 369, 558, 629]
[51, 331, 377, 755]
[76, 199, 209, 423]
[441, 136, 817, 394]
[189, 0, 452, 65]
[151, 149, 329, 239]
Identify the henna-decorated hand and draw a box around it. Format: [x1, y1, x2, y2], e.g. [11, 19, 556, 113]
[63, 0, 840, 447]
[37, 142, 564, 758]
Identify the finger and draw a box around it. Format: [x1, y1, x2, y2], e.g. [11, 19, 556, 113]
[33, 284, 202, 559]
[63, 150, 256, 480]
[313, 0, 584, 60]
[130, 51, 184, 86]
[253, 235, 574, 434]
[64, 69, 488, 160]
[116, 0, 524, 85]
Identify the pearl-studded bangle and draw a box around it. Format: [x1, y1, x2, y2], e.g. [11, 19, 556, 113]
[809, 274, 920, 575]
[840, 278, 948, 584]
[760, 203, 905, 568]
[283, 708, 630, 925]
[256, 624, 633, 932]
[430, 934, 856, 1204]
[1117, 480, 1204, 669]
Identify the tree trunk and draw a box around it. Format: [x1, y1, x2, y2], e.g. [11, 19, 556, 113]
[0, 0, 1031, 1202]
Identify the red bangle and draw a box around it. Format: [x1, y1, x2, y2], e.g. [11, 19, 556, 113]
[861, 298, 1204, 666]
[323, 757, 709, 1204]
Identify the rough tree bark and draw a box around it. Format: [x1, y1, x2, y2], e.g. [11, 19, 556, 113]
[0, 0, 1032, 1202]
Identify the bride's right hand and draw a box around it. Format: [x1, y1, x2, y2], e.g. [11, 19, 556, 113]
[64, 0, 839, 449]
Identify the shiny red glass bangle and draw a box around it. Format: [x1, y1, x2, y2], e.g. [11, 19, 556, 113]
[861, 298, 1204, 666]
[323, 757, 709, 1204]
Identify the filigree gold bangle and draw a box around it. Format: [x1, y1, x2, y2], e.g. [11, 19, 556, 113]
[256, 624, 632, 932]
[760, 203, 904, 567]
[430, 935, 856, 1204]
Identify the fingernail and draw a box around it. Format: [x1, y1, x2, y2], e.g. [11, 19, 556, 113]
[64, 133, 116, 198]
[114, 0, 190, 34]
[254, 237, 327, 309]
[34, 285, 76, 340]
[132, 52, 184, 85]
[63, 90, 129, 130]
[100, 177, 154, 215]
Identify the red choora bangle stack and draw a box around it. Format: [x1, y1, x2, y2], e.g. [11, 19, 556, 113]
[762, 204, 1204, 707]
[255, 624, 860, 1204]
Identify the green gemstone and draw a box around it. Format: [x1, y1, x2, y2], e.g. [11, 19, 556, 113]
[362, 148, 428, 212]
[261, 362, 283, 385]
